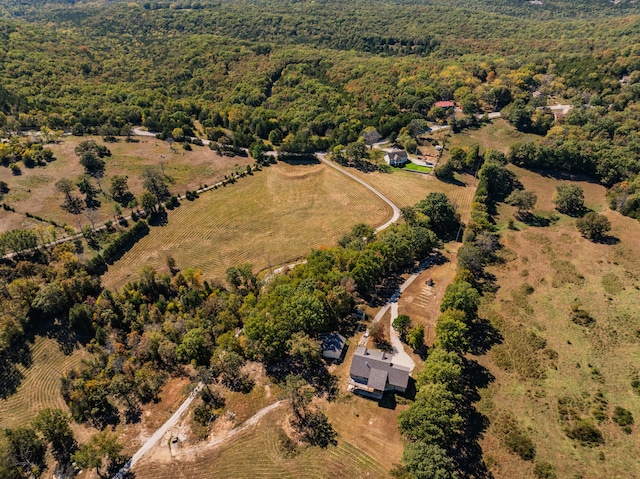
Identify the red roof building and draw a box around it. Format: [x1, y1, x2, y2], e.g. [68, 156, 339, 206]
[434, 100, 456, 108]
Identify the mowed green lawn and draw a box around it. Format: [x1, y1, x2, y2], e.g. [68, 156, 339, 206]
[102, 161, 392, 289]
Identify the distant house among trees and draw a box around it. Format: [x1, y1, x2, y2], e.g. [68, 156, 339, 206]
[384, 149, 409, 167]
[319, 333, 346, 360]
[434, 100, 456, 109]
[348, 346, 410, 399]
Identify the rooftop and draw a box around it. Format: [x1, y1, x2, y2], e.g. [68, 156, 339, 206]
[349, 346, 410, 390]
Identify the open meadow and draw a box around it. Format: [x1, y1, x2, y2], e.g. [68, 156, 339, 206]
[476, 168, 640, 479]
[102, 160, 392, 289]
[0, 135, 252, 233]
[134, 399, 396, 479]
[0, 335, 89, 429]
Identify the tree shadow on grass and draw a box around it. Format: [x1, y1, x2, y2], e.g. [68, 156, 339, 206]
[0, 355, 25, 399]
[592, 235, 620, 245]
[44, 322, 81, 355]
[521, 213, 551, 227]
[469, 317, 503, 355]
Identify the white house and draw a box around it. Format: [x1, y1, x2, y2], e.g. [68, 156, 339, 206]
[384, 149, 409, 167]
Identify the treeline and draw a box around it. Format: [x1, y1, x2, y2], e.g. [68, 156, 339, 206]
[395, 154, 516, 479]
[1, 0, 639, 159]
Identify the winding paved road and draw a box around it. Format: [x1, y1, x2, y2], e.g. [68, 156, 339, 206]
[316, 153, 401, 232]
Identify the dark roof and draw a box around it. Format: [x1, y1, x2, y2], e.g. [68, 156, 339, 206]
[349, 346, 410, 390]
[434, 100, 455, 108]
[368, 368, 388, 391]
[319, 333, 346, 355]
[385, 149, 408, 163]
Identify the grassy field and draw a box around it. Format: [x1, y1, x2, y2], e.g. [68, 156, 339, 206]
[427, 118, 543, 157]
[350, 168, 477, 224]
[475, 168, 640, 479]
[102, 160, 392, 289]
[135, 405, 391, 479]
[0, 135, 252, 233]
[0, 335, 89, 429]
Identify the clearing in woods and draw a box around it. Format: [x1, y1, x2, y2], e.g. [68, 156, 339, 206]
[0, 334, 89, 429]
[0, 135, 252, 233]
[475, 168, 640, 478]
[102, 160, 392, 289]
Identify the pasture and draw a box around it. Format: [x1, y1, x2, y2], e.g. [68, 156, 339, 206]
[476, 168, 640, 479]
[350, 168, 477, 224]
[135, 404, 392, 479]
[102, 160, 392, 289]
[0, 135, 252, 234]
[0, 335, 88, 429]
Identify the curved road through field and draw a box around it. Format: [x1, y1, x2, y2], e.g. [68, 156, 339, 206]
[316, 153, 401, 233]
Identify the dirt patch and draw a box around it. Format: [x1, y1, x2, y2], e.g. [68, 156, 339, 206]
[399, 246, 459, 345]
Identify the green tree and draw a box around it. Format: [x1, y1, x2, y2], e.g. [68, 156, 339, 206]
[505, 189, 537, 217]
[416, 192, 459, 238]
[393, 314, 412, 340]
[109, 175, 132, 205]
[553, 184, 585, 216]
[79, 151, 105, 177]
[440, 280, 480, 318]
[402, 441, 459, 479]
[177, 327, 209, 365]
[434, 161, 455, 181]
[32, 408, 76, 463]
[576, 212, 611, 241]
[141, 167, 171, 201]
[72, 431, 124, 479]
[1, 427, 46, 479]
[287, 332, 321, 367]
[139, 190, 158, 214]
[55, 178, 83, 214]
[435, 309, 470, 353]
[406, 324, 425, 351]
[418, 348, 464, 393]
[398, 382, 463, 445]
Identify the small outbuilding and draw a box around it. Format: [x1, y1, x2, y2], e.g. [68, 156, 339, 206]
[319, 333, 347, 360]
[384, 149, 409, 167]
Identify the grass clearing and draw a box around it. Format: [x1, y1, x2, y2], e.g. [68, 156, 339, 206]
[476, 168, 640, 479]
[0, 335, 89, 429]
[0, 135, 252, 234]
[102, 160, 391, 289]
[349, 169, 477, 224]
[135, 405, 391, 479]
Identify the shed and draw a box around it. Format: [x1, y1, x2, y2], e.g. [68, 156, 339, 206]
[319, 333, 346, 360]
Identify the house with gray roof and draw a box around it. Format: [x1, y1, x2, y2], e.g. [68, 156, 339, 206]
[384, 149, 409, 167]
[348, 346, 410, 399]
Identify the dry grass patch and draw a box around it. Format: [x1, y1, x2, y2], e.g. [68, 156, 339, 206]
[0, 135, 252, 233]
[102, 161, 391, 289]
[0, 335, 89, 429]
[349, 168, 476, 223]
[476, 170, 640, 479]
[399, 246, 459, 345]
[134, 406, 389, 479]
